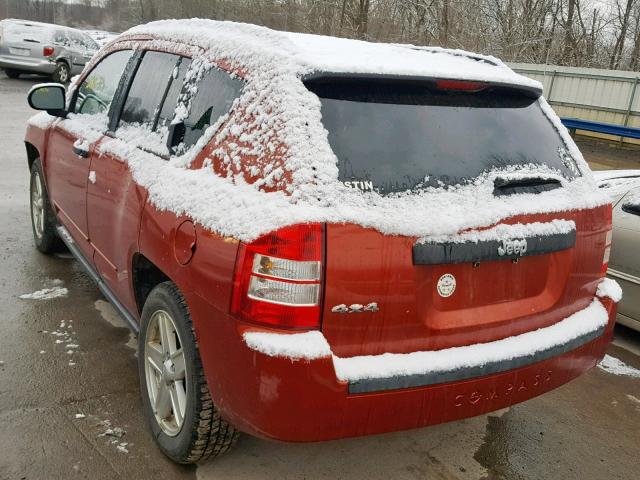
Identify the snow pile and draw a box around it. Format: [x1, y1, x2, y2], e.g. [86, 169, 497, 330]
[30, 19, 609, 244]
[43, 318, 79, 365]
[19, 287, 68, 300]
[243, 330, 331, 360]
[20, 280, 68, 300]
[596, 277, 623, 302]
[96, 419, 130, 453]
[598, 355, 640, 378]
[417, 219, 575, 245]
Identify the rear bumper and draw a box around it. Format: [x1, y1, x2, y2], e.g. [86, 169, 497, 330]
[0, 55, 55, 74]
[190, 289, 618, 443]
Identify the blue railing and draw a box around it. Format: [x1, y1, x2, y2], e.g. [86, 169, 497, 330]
[561, 117, 640, 140]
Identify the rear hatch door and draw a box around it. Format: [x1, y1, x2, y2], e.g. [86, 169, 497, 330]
[307, 77, 609, 357]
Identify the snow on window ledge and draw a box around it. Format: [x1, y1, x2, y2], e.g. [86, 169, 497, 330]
[242, 293, 614, 382]
[596, 277, 622, 303]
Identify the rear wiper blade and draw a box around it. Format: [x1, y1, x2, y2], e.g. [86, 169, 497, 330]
[22, 38, 40, 43]
[493, 176, 562, 196]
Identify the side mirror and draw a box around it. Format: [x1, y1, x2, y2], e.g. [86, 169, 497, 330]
[622, 202, 640, 216]
[28, 83, 67, 117]
[167, 121, 186, 153]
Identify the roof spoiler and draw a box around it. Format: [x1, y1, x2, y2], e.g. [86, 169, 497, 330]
[302, 72, 543, 99]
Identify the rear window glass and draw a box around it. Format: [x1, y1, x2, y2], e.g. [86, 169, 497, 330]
[3, 23, 50, 43]
[307, 79, 580, 195]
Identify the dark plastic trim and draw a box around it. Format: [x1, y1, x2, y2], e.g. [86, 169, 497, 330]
[413, 230, 576, 265]
[349, 325, 604, 394]
[56, 225, 139, 333]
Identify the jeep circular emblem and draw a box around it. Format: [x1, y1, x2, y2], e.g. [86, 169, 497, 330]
[437, 273, 456, 297]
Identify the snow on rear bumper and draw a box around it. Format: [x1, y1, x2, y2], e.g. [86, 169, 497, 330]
[192, 279, 619, 442]
[243, 279, 621, 394]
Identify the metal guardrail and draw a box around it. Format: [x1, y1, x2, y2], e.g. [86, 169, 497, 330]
[561, 118, 640, 140]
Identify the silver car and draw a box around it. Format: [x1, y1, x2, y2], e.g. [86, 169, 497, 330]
[596, 169, 640, 331]
[0, 19, 98, 83]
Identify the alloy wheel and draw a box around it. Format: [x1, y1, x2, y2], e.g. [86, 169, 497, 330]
[144, 310, 188, 437]
[31, 172, 45, 239]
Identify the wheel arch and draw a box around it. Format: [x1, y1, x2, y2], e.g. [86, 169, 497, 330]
[131, 253, 171, 315]
[55, 57, 71, 69]
[25, 142, 40, 170]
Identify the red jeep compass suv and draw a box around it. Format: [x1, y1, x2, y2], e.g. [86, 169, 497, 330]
[24, 19, 620, 464]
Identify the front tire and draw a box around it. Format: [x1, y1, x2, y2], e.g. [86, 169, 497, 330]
[30, 160, 62, 254]
[139, 282, 239, 464]
[51, 61, 70, 83]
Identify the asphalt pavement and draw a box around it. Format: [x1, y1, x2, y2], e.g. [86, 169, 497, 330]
[1, 71, 639, 480]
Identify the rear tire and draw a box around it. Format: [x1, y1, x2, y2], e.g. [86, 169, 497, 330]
[4, 68, 21, 79]
[138, 282, 239, 464]
[30, 159, 63, 254]
[51, 61, 70, 83]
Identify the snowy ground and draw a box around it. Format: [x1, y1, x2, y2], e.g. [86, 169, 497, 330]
[1, 71, 639, 480]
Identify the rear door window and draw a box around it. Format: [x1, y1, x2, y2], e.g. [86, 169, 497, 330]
[155, 57, 192, 131]
[67, 31, 98, 53]
[119, 51, 181, 127]
[307, 78, 580, 195]
[117, 51, 190, 156]
[74, 49, 133, 120]
[176, 66, 244, 150]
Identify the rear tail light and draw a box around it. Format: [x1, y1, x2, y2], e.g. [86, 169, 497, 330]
[43, 46, 54, 57]
[601, 206, 613, 277]
[231, 223, 324, 329]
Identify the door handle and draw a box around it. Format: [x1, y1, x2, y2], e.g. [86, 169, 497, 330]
[73, 145, 89, 158]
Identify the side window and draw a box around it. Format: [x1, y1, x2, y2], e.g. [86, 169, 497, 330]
[74, 49, 133, 119]
[178, 66, 244, 149]
[119, 51, 181, 128]
[53, 30, 67, 46]
[155, 57, 191, 131]
[68, 31, 98, 52]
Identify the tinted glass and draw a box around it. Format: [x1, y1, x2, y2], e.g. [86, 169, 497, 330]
[156, 57, 192, 131]
[180, 67, 243, 148]
[308, 80, 580, 195]
[119, 51, 181, 127]
[75, 49, 133, 117]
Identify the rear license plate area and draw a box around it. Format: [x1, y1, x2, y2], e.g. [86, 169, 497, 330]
[9, 47, 30, 56]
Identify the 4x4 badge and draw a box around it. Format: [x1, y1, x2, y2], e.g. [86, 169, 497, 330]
[332, 303, 378, 313]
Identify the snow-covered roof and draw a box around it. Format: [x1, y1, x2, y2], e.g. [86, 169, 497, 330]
[30, 19, 608, 244]
[124, 19, 541, 92]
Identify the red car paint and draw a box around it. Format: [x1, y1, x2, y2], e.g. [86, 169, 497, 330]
[24, 37, 616, 443]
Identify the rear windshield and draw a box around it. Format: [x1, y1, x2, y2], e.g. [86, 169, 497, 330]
[307, 78, 580, 195]
[2, 22, 50, 43]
